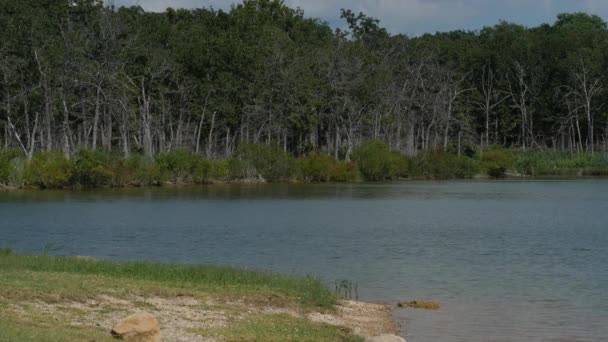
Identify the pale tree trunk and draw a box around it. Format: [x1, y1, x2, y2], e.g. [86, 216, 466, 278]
[61, 94, 70, 159]
[138, 80, 153, 158]
[195, 91, 210, 154]
[206, 111, 216, 158]
[92, 85, 102, 150]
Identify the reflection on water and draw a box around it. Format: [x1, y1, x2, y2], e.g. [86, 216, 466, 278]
[1, 180, 607, 342]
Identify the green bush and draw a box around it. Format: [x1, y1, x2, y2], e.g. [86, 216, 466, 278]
[106, 158, 139, 187]
[128, 155, 162, 186]
[156, 150, 194, 182]
[295, 153, 360, 183]
[154, 150, 220, 184]
[0, 149, 24, 186]
[24, 151, 73, 188]
[410, 151, 479, 179]
[227, 157, 249, 180]
[481, 146, 514, 178]
[329, 161, 359, 182]
[208, 159, 229, 181]
[296, 153, 334, 182]
[352, 140, 406, 181]
[190, 156, 212, 184]
[231, 144, 294, 181]
[72, 150, 113, 187]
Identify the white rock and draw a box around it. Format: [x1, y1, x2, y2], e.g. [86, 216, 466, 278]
[111, 311, 161, 342]
[366, 334, 406, 342]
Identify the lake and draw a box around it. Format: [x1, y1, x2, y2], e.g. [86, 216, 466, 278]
[1, 180, 607, 342]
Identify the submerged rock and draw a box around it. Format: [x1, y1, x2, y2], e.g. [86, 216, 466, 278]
[366, 334, 406, 342]
[397, 300, 441, 310]
[111, 311, 161, 342]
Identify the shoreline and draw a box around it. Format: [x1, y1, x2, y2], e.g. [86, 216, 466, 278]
[0, 253, 401, 341]
[3, 174, 608, 192]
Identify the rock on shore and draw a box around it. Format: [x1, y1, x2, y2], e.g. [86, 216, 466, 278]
[366, 334, 407, 342]
[111, 311, 161, 342]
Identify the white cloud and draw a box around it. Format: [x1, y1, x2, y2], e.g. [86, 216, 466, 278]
[109, 0, 608, 35]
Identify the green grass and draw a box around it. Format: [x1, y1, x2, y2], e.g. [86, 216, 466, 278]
[0, 253, 358, 341]
[194, 313, 363, 342]
[0, 253, 336, 310]
[0, 315, 113, 342]
[513, 151, 608, 176]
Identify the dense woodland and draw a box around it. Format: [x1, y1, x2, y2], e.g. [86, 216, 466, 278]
[2, 0, 608, 160]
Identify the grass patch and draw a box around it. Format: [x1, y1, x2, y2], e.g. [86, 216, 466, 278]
[0, 312, 113, 342]
[0, 253, 360, 341]
[194, 313, 363, 342]
[0, 253, 337, 310]
[513, 151, 608, 176]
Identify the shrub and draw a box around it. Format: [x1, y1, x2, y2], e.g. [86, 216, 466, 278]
[227, 157, 250, 180]
[296, 153, 335, 182]
[410, 151, 479, 179]
[231, 144, 294, 181]
[352, 140, 406, 181]
[156, 150, 195, 182]
[155, 150, 219, 184]
[72, 150, 113, 187]
[129, 155, 162, 186]
[329, 161, 359, 182]
[24, 151, 73, 188]
[0, 149, 24, 186]
[106, 158, 138, 187]
[190, 156, 212, 184]
[208, 159, 229, 180]
[481, 146, 514, 178]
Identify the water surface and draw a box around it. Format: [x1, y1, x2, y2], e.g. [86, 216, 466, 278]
[1, 181, 607, 342]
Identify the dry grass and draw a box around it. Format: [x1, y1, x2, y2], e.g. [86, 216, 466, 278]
[0, 253, 398, 341]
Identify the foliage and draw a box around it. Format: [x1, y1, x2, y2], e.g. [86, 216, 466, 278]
[232, 144, 294, 181]
[296, 153, 361, 182]
[3, 148, 608, 189]
[329, 161, 359, 182]
[72, 150, 113, 187]
[23, 152, 73, 188]
[208, 159, 229, 180]
[296, 153, 336, 182]
[352, 140, 406, 181]
[410, 151, 479, 179]
[1, 1, 607, 168]
[481, 146, 514, 178]
[130, 155, 163, 186]
[155, 150, 215, 184]
[106, 159, 138, 187]
[514, 150, 608, 176]
[0, 149, 23, 186]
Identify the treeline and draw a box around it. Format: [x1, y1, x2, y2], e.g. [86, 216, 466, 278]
[2, 143, 608, 189]
[1, 0, 608, 163]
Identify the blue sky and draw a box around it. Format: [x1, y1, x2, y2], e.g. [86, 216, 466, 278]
[110, 0, 608, 35]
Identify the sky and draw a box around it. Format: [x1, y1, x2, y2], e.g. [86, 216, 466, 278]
[109, 0, 608, 35]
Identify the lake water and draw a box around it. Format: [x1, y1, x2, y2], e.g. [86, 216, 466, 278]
[1, 180, 607, 342]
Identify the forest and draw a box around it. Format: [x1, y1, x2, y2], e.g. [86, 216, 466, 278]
[1, 0, 608, 187]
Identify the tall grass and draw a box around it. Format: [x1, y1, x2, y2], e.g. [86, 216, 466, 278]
[409, 151, 479, 179]
[0, 253, 337, 310]
[513, 150, 608, 176]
